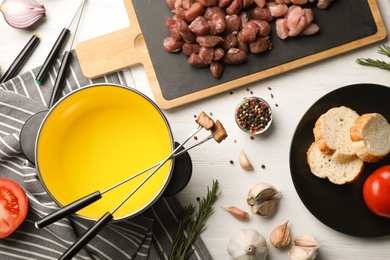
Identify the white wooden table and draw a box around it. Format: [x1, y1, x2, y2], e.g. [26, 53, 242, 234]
[1, 0, 389, 259]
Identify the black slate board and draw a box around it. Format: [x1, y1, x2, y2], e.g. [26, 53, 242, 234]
[132, 0, 379, 101]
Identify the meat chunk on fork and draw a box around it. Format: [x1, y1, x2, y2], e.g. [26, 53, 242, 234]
[211, 120, 228, 143]
[196, 111, 215, 130]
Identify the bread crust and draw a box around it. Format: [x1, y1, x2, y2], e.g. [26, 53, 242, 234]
[350, 113, 390, 162]
[313, 114, 334, 155]
[307, 141, 364, 185]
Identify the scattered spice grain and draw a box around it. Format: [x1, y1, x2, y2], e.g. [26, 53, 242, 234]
[261, 164, 266, 169]
[229, 160, 234, 165]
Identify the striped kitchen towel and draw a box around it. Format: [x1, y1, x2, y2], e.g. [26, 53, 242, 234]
[0, 52, 212, 260]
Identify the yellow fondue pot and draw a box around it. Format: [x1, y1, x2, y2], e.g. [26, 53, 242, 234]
[35, 84, 174, 221]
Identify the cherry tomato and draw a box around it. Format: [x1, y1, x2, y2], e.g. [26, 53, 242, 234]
[363, 165, 390, 218]
[0, 178, 29, 238]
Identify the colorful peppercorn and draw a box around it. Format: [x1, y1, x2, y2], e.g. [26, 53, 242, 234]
[235, 97, 272, 134]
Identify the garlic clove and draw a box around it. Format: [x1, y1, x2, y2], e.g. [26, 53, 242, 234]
[288, 245, 318, 260]
[222, 206, 249, 221]
[293, 234, 320, 248]
[247, 182, 282, 217]
[239, 149, 254, 171]
[227, 229, 268, 260]
[255, 198, 278, 216]
[1, 0, 46, 29]
[269, 220, 290, 248]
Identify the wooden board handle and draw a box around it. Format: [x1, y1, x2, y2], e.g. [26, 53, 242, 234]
[76, 0, 149, 78]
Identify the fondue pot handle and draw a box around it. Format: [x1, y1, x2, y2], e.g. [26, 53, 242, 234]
[35, 191, 102, 229]
[59, 212, 113, 260]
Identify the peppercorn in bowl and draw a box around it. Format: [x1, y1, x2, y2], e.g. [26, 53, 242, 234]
[235, 97, 272, 135]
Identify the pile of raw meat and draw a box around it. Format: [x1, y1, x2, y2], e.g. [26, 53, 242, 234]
[163, 0, 334, 78]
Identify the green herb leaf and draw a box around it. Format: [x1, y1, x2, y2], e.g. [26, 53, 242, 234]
[356, 58, 390, 71]
[378, 44, 390, 58]
[168, 179, 220, 260]
[356, 44, 390, 71]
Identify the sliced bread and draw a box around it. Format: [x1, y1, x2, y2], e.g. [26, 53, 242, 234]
[350, 113, 390, 162]
[313, 106, 359, 162]
[307, 141, 364, 185]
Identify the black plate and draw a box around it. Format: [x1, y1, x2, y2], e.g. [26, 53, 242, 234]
[290, 83, 390, 237]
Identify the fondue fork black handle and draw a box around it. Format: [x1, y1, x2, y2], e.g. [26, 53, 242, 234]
[35, 191, 102, 229]
[34, 28, 70, 85]
[35, 126, 212, 229]
[58, 128, 197, 259]
[48, 51, 73, 107]
[59, 212, 113, 260]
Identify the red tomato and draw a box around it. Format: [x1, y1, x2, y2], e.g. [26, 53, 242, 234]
[363, 165, 390, 218]
[0, 178, 29, 238]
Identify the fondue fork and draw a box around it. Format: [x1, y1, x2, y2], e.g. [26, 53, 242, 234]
[35, 125, 215, 229]
[57, 125, 214, 259]
[35, 0, 86, 85]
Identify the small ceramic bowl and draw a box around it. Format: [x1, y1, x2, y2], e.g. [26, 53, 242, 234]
[235, 96, 273, 135]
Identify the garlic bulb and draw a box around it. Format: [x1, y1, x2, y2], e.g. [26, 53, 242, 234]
[269, 220, 290, 248]
[247, 182, 282, 217]
[1, 0, 46, 29]
[239, 149, 254, 171]
[289, 234, 320, 260]
[227, 229, 268, 260]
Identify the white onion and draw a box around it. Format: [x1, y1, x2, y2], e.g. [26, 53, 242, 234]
[0, 0, 46, 29]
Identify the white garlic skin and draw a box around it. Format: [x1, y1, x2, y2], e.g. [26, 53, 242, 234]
[247, 182, 282, 217]
[289, 234, 320, 260]
[293, 234, 321, 248]
[227, 229, 268, 260]
[288, 245, 317, 260]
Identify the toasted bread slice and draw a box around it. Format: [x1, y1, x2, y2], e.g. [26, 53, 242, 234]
[350, 113, 390, 162]
[313, 106, 359, 162]
[307, 142, 364, 185]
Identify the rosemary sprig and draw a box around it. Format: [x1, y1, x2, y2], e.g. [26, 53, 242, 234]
[356, 58, 390, 71]
[378, 44, 390, 58]
[169, 179, 221, 260]
[356, 44, 390, 71]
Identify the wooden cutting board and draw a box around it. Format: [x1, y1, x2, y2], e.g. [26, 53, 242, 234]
[76, 0, 387, 110]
